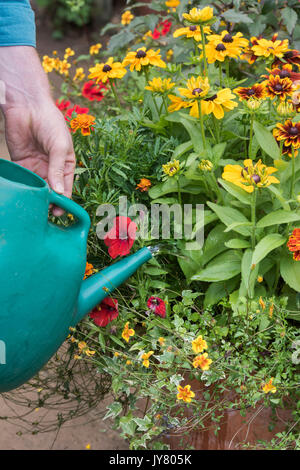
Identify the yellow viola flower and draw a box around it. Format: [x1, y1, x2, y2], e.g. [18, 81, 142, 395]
[192, 335, 207, 354]
[199, 159, 213, 172]
[193, 353, 212, 371]
[73, 67, 85, 81]
[173, 25, 211, 42]
[122, 322, 135, 343]
[177, 384, 195, 403]
[162, 159, 180, 177]
[121, 10, 134, 25]
[262, 377, 277, 394]
[89, 57, 127, 84]
[145, 77, 175, 93]
[201, 88, 238, 119]
[251, 38, 289, 60]
[64, 47, 75, 59]
[90, 43, 102, 55]
[222, 159, 280, 193]
[182, 6, 214, 25]
[122, 47, 166, 72]
[142, 351, 154, 368]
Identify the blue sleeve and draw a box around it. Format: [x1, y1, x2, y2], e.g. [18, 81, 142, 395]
[0, 1, 36, 47]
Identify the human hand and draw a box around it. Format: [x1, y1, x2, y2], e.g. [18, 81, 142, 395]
[0, 46, 75, 216]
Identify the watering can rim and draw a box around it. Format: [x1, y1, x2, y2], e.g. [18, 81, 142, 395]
[0, 158, 48, 192]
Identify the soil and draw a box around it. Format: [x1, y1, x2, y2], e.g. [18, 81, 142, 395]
[0, 3, 129, 451]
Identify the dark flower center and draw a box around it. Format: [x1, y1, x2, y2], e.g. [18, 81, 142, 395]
[279, 69, 290, 78]
[192, 87, 203, 95]
[247, 89, 256, 96]
[274, 83, 283, 92]
[216, 43, 226, 51]
[222, 33, 233, 43]
[103, 64, 112, 72]
[205, 94, 217, 101]
[241, 166, 248, 176]
[289, 126, 299, 136]
[189, 26, 197, 31]
[251, 174, 261, 184]
[284, 51, 294, 59]
[136, 50, 147, 58]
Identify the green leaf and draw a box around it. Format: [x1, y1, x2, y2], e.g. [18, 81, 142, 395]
[222, 9, 253, 24]
[225, 239, 251, 249]
[110, 335, 125, 348]
[252, 234, 286, 265]
[218, 179, 252, 205]
[143, 267, 168, 276]
[172, 140, 193, 160]
[104, 402, 123, 420]
[98, 331, 106, 352]
[257, 210, 300, 228]
[204, 277, 239, 307]
[280, 255, 300, 292]
[207, 202, 251, 236]
[253, 121, 280, 160]
[281, 7, 298, 35]
[191, 250, 241, 282]
[202, 224, 232, 265]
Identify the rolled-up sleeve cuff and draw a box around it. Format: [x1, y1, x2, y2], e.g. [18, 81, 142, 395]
[0, 3, 36, 47]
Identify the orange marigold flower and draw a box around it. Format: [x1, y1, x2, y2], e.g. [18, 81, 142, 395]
[122, 47, 166, 72]
[122, 322, 135, 342]
[287, 228, 300, 261]
[121, 11, 134, 25]
[142, 351, 154, 368]
[177, 384, 195, 403]
[234, 83, 266, 101]
[70, 114, 96, 136]
[264, 75, 294, 101]
[89, 43, 102, 55]
[192, 335, 208, 354]
[262, 377, 277, 394]
[136, 178, 151, 192]
[193, 353, 212, 371]
[84, 262, 95, 279]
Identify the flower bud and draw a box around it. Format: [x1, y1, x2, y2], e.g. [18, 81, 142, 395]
[199, 159, 213, 171]
[276, 101, 295, 117]
[246, 98, 261, 111]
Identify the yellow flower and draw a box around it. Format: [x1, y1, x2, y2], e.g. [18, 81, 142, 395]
[202, 31, 248, 63]
[136, 178, 151, 192]
[252, 38, 289, 60]
[64, 47, 75, 59]
[182, 6, 214, 25]
[222, 159, 280, 193]
[269, 303, 274, 319]
[42, 55, 55, 73]
[158, 337, 165, 346]
[201, 88, 237, 119]
[73, 67, 85, 81]
[78, 341, 87, 351]
[177, 384, 195, 403]
[259, 297, 266, 310]
[199, 159, 213, 172]
[257, 275, 263, 283]
[123, 48, 166, 72]
[70, 114, 96, 136]
[178, 76, 210, 100]
[193, 353, 212, 371]
[145, 77, 175, 93]
[122, 322, 135, 343]
[173, 25, 211, 42]
[165, 0, 180, 11]
[84, 262, 95, 279]
[142, 351, 154, 368]
[166, 49, 174, 61]
[114, 352, 120, 357]
[89, 43, 102, 55]
[262, 377, 277, 394]
[126, 360, 132, 365]
[85, 349, 96, 357]
[89, 57, 126, 84]
[192, 335, 207, 354]
[167, 94, 189, 112]
[59, 59, 71, 76]
[121, 10, 134, 25]
[162, 159, 180, 177]
[85, 443, 91, 450]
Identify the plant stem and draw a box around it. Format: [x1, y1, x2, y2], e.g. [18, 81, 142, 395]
[248, 113, 254, 158]
[109, 78, 121, 108]
[200, 25, 208, 76]
[251, 188, 257, 250]
[177, 177, 182, 206]
[291, 146, 295, 199]
[198, 100, 207, 149]
[225, 58, 230, 82]
[219, 62, 223, 87]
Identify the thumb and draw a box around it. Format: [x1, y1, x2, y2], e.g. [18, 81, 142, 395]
[48, 149, 66, 195]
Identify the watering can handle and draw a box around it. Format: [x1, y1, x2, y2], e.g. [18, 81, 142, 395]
[49, 189, 91, 236]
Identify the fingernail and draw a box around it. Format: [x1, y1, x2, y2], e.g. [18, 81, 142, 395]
[54, 183, 64, 194]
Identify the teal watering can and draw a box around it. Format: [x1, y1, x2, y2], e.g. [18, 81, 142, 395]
[0, 159, 153, 393]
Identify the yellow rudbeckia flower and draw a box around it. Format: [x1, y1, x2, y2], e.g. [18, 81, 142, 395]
[89, 57, 127, 83]
[122, 47, 166, 72]
[222, 159, 280, 193]
[182, 6, 214, 25]
[145, 77, 175, 93]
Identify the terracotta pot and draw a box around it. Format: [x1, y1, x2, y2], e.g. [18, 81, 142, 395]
[164, 379, 293, 450]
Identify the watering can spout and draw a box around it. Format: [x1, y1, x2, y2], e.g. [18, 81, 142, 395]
[74, 247, 155, 325]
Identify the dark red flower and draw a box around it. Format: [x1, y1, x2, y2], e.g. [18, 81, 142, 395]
[161, 20, 172, 36]
[151, 28, 161, 40]
[89, 297, 119, 327]
[147, 297, 166, 318]
[56, 99, 71, 112]
[104, 216, 137, 259]
[65, 104, 90, 122]
[82, 80, 108, 102]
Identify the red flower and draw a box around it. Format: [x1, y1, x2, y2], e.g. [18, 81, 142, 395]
[82, 80, 108, 102]
[89, 297, 119, 327]
[147, 297, 166, 318]
[104, 216, 137, 259]
[161, 20, 172, 36]
[65, 104, 90, 122]
[152, 28, 161, 40]
[56, 99, 71, 112]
